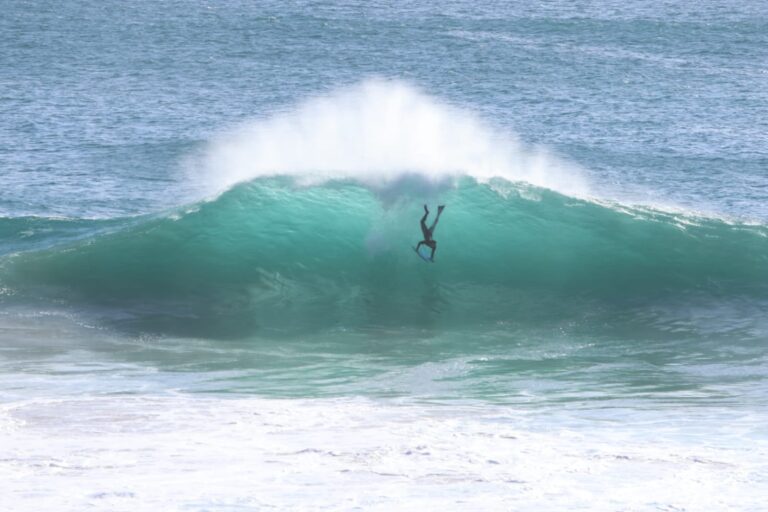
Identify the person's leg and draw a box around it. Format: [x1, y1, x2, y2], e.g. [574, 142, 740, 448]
[429, 205, 445, 232]
[420, 206, 431, 240]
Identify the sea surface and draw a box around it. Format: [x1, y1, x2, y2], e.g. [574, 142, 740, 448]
[1, 1, 767, 510]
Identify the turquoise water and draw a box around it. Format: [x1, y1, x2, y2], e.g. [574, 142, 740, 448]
[1, 1, 767, 510]
[3, 178, 768, 337]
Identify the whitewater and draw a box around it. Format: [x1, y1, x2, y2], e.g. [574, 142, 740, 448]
[2, 1, 767, 510]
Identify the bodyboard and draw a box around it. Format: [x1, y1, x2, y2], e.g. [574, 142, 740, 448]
[412, 245, 434, 263]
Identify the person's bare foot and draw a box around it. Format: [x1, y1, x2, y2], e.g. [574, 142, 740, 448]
[438, 205, 445, 213]
[424, 204, 429, 214]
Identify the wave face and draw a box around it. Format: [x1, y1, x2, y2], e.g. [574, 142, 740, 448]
[2, 177, 766, 338]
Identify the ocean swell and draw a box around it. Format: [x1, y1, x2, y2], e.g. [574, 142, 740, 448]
[2, 81, 766, 338]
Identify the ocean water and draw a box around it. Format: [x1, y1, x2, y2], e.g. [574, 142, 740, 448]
[1, 1, 767, 510]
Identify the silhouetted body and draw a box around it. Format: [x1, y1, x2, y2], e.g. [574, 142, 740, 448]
[416, 204, 445, 261]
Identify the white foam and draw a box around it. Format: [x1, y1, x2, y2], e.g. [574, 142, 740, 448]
[1, 315, 765, 511]
[2, 395, 766, 512]
[195, 79, 589, 197]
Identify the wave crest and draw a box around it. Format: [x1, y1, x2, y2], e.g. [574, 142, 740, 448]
[194, 79, 589, 198]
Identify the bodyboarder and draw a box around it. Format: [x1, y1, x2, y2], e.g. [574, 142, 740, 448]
[415, 204, 445, 261]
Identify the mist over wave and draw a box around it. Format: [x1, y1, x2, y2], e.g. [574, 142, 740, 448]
[194, 79, 589, 198]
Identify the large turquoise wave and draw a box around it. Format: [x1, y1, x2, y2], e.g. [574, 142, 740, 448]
[1, 177, 766, 338]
